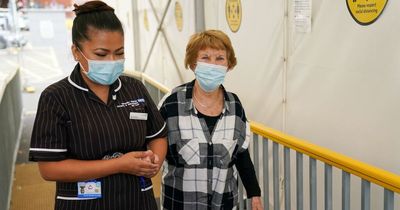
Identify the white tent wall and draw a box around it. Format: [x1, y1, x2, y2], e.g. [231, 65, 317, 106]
[204, 0, 286, 134]
[286, 0, 400, 175]
[136, 0, 195, 87]
[203, 0, 400, 176]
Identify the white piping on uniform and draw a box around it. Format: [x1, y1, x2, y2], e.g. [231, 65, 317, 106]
[30, 148, 67, 152]
[56, 196, 97, 200]
[141, 185, 153, 191]
[114, 78, 122, 92]
[68, 75, 89, 92]
[145, 122, 166, 139]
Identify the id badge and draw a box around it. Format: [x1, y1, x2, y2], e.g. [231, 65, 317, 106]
[130, 112, 148, 120]
[77, 180, 102, 198]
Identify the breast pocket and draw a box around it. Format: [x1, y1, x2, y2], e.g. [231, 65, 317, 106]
[214, 138, 238, 167]
[176, 138, 201, 165]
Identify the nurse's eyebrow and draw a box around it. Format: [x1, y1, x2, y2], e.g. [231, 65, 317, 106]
[94, 47, 124, 52]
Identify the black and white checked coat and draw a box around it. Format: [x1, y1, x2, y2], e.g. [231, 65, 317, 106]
[160, 80, 257, 210]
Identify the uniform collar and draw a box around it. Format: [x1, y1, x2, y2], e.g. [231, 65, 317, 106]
[185, 79, 231, 114]
[67, 63, 122, 93]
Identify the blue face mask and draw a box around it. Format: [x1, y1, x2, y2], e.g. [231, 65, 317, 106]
[194, 61, 228, 92]
[78, 48, 124, 85]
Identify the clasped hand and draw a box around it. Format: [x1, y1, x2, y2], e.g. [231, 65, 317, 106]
[119, 150, 161, 178]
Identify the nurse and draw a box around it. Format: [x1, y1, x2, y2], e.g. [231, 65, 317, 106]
[29, 1, 167, 209]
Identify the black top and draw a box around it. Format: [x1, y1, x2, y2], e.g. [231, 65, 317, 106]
[197, 110, 261, 198]
[196, 111, 220, 134]
[29, 64, 167, 210]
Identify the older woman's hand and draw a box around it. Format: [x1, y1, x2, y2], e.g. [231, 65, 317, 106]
[251, 196, 263, 210]
[142, 152, 162, 178]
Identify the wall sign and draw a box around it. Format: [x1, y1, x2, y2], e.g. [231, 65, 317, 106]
[225, 0, 242, 33]
[346, 0, 388, 25]
[294, 0, 312, 33]
[175, 1, 183, 32]
[143, 9, 149, 31]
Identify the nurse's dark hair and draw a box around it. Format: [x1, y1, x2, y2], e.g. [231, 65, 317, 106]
[72, 1, 123, 48]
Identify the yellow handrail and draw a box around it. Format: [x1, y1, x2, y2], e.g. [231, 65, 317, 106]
[128, 70, 400, 194]
[141, 74, 170, 94]
[124, 70, 171, 94]
[251, 121, 400, 194]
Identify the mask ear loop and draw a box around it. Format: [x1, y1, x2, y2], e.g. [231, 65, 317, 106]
[76, 47, 89, 73]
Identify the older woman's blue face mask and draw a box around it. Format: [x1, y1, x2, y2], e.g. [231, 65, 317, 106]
[193, 47, 228, 92]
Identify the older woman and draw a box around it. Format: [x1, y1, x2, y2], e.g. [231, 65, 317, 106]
[160, 30, 262, 210]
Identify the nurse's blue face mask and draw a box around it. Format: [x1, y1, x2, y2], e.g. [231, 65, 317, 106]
[77, 48, 124, 85]
[194, 61, 228, 92]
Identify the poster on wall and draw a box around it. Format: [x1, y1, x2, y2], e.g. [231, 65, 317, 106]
[225, 0, 242, 33]
[294, 0, 312, 33]
[346, 0, 388, 25]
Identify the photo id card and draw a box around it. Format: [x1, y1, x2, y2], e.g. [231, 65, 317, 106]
[77, 180, 102, 198]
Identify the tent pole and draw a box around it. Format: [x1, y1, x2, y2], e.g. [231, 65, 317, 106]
[194, 0, 205, 32]
[142, 0, 184, 83]
[282, 0, 289, 132]
[131, 0, 142, 72]
[142, 0, 171, 71]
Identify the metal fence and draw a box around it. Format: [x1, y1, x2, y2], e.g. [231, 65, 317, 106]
[0, 69, 23, 210]
[250, 122, 399, 210]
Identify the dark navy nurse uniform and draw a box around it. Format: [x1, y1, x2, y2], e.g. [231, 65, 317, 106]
[29, 64, 167, 210]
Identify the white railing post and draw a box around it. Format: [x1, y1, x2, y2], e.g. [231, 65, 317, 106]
[284, 147, 291, 210]
[296, 152, 303, 210]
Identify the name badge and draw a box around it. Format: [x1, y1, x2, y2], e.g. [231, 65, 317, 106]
[130, 112, 148, 120]
[77, 180, 102, 198]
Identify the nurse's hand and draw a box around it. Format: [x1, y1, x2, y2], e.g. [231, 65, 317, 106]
[118, 150, 159, 177]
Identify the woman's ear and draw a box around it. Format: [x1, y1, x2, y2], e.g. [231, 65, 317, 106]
[71, 44, 79, 61]
[190, 63, 196, 71]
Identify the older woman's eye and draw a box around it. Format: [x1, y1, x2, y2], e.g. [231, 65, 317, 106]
[216, 57, 226, 61]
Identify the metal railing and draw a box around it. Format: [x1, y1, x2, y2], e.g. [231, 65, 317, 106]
[126, 70, 400, 210]
[250, 122, 399, 210]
